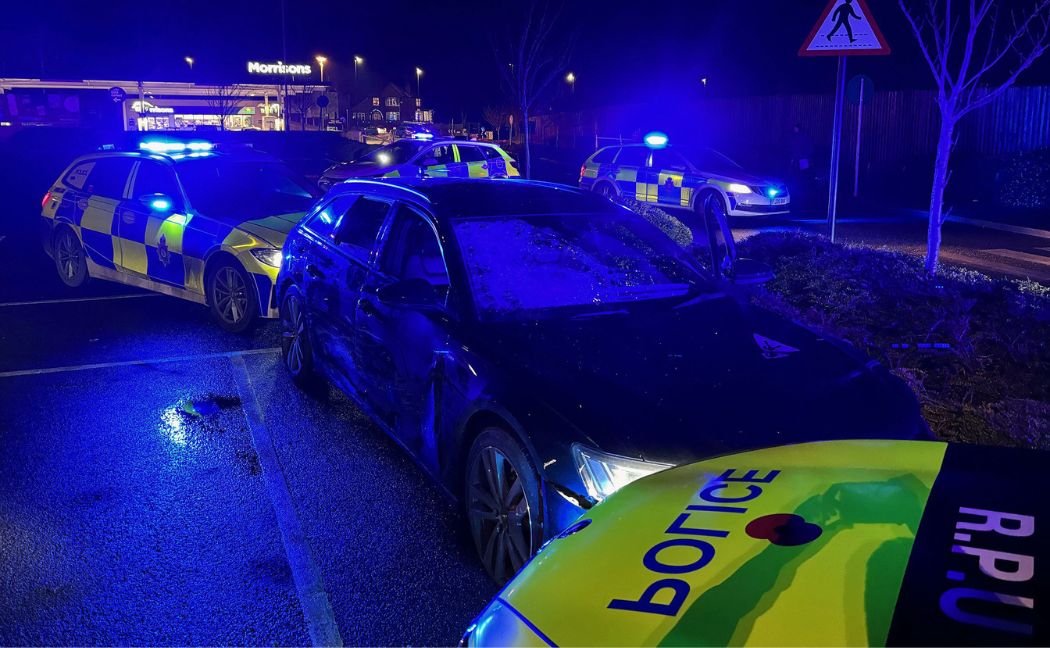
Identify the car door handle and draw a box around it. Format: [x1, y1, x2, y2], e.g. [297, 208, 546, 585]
[121, 210, 137, 224]
[481, 164, 488, 169]
[305, 264, 324, 279]
[77, 198, 89, 210]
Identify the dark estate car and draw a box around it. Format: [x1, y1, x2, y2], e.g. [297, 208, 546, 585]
[275, 178, 928, 582]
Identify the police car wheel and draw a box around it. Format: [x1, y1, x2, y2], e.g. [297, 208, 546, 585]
[465, 427, 543, 584]
[594, 181, 617, 198]
[207, 261, 258, 333]
[53, 227, 89, 288]
[280, 291, 317, 385]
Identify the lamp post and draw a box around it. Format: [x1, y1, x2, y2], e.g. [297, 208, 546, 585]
[415, 67, 423, 99]
[354, 56, 363, 82]
[566, 71, 575, 95]
[184, 56, 194, 71]
[316, 55, 328, 83]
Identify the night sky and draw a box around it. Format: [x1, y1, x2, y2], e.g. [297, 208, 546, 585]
[3, 0, 1048, 120]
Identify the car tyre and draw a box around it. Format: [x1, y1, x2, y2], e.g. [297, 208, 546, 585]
[280, 289, 321, 390]
[207, 259, 258, 333]
[593, 180, 618, 199]
[465, 427, 544, 584]
[53, 226, 89, 288]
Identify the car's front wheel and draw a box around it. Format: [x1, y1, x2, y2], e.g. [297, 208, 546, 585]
[465, 427, 543, 584]
[280, 289, 319, 388]
[207, 259, 258, 333]
[53, 226, 89, 288]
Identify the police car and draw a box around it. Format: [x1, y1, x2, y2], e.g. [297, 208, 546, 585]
[317, 136, 519, 192]
[40, 140, 318, 331]
[463, 439, 1046, 646]
[579, 133, 790, 217]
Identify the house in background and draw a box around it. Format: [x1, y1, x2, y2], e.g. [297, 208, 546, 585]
[349, 82, 433, 126]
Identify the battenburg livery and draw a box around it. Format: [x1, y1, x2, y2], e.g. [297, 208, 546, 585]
[463, 440, 1045, 647]
[317, 136, 519, 192]
[40, 141, 317, 331]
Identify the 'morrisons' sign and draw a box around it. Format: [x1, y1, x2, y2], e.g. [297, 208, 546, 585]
[247, 61, 312, 75]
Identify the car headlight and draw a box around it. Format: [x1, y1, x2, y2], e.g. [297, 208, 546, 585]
[250, 247, 283, 268]
[727, 182, 752, 194]
[572, 443, 671, 502]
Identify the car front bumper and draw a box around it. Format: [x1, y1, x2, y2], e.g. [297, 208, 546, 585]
[726, 193, 790, 216]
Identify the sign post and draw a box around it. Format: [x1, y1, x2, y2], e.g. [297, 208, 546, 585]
[847, 74, 873, 198]
[799, 0, 890, 242]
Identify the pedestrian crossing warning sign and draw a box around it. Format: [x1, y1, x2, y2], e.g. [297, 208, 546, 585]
[799, 0, 891, 56]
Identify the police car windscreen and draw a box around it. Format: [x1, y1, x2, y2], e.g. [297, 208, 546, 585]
[681, 147, 744, 175]
[177, 159, 315, 218]
[452, 213, 706, 321]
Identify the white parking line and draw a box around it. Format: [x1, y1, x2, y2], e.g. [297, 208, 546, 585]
[0, 347, 281, 379]
[0, 293, 159, 308]
[230, 354, 344, 647]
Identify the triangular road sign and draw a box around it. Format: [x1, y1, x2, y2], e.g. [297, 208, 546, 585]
[800, 0, 891, 56]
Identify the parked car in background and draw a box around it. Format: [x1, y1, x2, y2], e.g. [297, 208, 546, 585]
[40, 139, 317, 331]
[277, 178, 928, 583]
[580, 138, 790, 216]
[317, 137, 518, 191]
[462, 438, 1045, 647]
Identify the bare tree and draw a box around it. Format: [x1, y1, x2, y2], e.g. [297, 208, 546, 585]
[494, 0, 573, 178]
[206, 84, 247, 131]
[899, 0, 1050, 274]
[482, 104, 510, 139]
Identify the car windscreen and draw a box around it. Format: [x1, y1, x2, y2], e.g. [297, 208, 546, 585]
[177, 158, 316, 218]
[452, 212, 706, 321]
[356, 140, 424, 167]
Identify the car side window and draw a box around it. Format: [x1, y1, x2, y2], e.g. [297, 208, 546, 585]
[64, 162, 95, 190]
[482, 147, 504, 160]
[334, 196, 390, 252]
[456, 145, 485, 163]
[651, 150, 688, 170]
[424, 144, 455, 166]
[133, 161, 182, 204]
[614, 147, 649, 167]
[305, 195, 354, 239]
[592, 147, 616, 164]
[85, 158, 134, 199]
[380, 206, 449, 296]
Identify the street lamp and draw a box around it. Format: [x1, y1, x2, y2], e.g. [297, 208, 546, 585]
[184, 56, 194, 71]
[566, 71, 575, 95]
[316, 55, 328, 83]
[415, 67, 423, 98]
[354, 55, 363, 82]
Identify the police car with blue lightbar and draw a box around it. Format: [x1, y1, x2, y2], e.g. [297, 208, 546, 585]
[580, 132, 790, 217]
[317, 133, 519, 192]
[40, 138, 318, 331]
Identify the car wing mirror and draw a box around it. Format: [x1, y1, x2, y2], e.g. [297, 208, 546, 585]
[375, 278, 444, 310]
[726, 258, 775, 285]
[139, 192, 176, 213]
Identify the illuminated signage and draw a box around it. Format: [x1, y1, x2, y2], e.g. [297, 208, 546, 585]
[132, 101, 174, 114]
[247, 61, 313, 75]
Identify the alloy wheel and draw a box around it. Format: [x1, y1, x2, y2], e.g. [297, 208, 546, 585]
[281, 295, 306, 375]
[467, 446, 533, 582]
[57, 232, 80, 279]
[214, 267, 249, 325]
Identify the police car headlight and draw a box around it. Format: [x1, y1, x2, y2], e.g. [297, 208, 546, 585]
[727, 183, 752, 194]
[250, 248, 283, 268]
[572, 444, 671, 502]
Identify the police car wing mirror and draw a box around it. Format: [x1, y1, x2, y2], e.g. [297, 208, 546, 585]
[139, 193, 175, 213]
[375, 278, 444, 311]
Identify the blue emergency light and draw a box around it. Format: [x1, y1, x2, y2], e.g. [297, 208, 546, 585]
[411, 132, 435, 140]
[644, 132, 669, 148]
[139, 140, 214, 153]
[768, 188, 779, 198]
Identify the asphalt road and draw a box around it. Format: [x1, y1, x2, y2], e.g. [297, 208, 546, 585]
[0, 254, 495, 644]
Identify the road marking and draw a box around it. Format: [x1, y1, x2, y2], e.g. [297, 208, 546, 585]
[0, 347, 281, 379]
[983, 248, 1050, 267]
[0, 293, 159, 308]
[230, 354, 344, 647]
